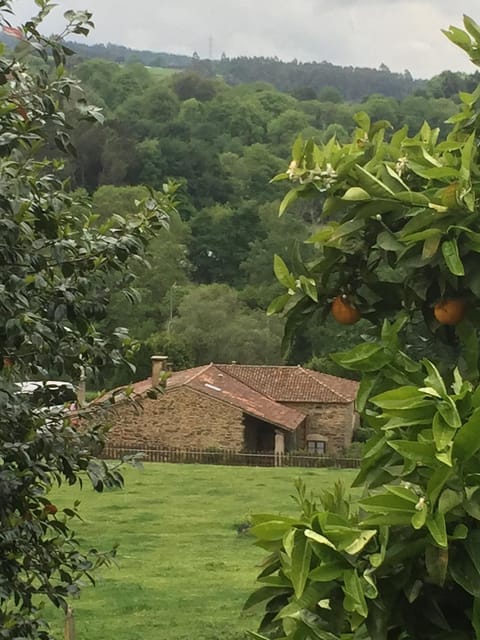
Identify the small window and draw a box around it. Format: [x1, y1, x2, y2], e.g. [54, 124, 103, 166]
[307, 439, 326, 454]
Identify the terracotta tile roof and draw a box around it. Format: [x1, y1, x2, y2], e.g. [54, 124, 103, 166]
[96, 363, 357, 431]
[216, 364, 358, 403]
[167, 364, 305, 431]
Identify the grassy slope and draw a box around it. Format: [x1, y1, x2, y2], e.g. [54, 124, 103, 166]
[46, 463, 356, 640]
[146, 66, 179, 77]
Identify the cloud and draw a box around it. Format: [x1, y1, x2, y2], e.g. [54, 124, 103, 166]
[7, 0, 480, 77]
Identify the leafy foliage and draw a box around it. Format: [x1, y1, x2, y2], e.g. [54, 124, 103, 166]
[0, 2, 176, 637]
[248, 15, 480, 640]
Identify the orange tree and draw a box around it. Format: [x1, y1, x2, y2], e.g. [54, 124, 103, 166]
[0, 2, 176, 638]
[246, 16, 480, 640]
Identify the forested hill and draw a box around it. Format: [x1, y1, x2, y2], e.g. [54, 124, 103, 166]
[3, 33, 480, 100]
[44, 52, 464, 387]
[67, 38, 424, 101]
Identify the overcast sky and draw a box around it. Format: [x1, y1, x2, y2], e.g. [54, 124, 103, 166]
[6, 0, 480, 78]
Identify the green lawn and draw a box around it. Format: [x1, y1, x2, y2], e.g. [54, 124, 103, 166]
[46, 463, 357, 640]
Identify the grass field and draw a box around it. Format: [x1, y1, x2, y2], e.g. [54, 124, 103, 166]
[46, 463, 357, 640]
[146, 66, 180, 78]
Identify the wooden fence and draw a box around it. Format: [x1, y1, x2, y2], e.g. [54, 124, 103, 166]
[101, 444, 361, 469]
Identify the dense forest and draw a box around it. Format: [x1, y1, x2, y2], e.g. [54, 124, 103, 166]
[5, 36, 475, 388]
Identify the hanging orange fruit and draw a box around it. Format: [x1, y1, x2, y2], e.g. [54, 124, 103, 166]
[331, 295, 361, 325]
[433, 298, 466, 326]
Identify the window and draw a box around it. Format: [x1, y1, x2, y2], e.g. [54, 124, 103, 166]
[307, 439, 326, 455]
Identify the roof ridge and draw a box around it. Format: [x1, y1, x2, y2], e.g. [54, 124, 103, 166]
[184, 363, 214, 385]
[219, 363, 301, 370]
[299, 366, 349, 402]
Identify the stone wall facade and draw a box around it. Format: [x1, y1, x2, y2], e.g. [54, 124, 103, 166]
[106, 387, 355, 455]
[281, 401, 356, 455]
[108, 386, 245, 450]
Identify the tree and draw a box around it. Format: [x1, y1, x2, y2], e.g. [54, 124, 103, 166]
[0, 3, 176, 637]
[188, 202, 261, 285]
[247, 15, 480, 640]
[171, 284, 284, 365]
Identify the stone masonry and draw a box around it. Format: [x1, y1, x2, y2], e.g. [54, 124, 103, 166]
[281, 401, 356, 454]
[108, 385, 245, 450]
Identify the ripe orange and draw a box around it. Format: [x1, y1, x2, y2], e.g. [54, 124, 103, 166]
[44, 504, 58, 515]
[331, 295, 361, 325]
[433, 298, 466, 326]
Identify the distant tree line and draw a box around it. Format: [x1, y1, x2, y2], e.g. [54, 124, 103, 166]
[0, 38, 463, 387]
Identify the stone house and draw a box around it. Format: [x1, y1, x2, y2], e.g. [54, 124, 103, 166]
[102, 356, 359, 456]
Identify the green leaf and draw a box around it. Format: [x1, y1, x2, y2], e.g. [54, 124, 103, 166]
[331, 343, 391, 372]
[279, 188, 299, 216]
[342, 187, 371, 201]
[437, 398, 462, 429]
[355, 373, 379, 412]
[438, 488, 463, 514]
[326, 218, 365, 244]
[304, 529, 336, 550]
[453, 409, 480, 461]
[353, 111, 371, 132]
[441, 239, 465, 276]
[473, 598, 480, 640]
[266, 293, 291, 316]
[362, 512, 415, 526]
[407, 163, 459, 180]
[457, 319, 480, 381]
[292, 136, 304, 163]
[425, 544, 448, 586]
[426, 465, 452, 505]
[394, 191, 430, 206]
[250, 520, 296, 541]
[460, 132, 475, 185]
[289, 611, 339, 640]
[426, 510, 447, 547]
[388, 440, 437, 466]
[308, 224, 336, 244]
[290, 529, 312, 599]
[422, 360, 448, 398]
[384, 485, 419, 504]
[450, 545, 480, 597]
[402, 228, 444, 243]
[273, 255, 296, 289]
[370, 386, 433, 410]
[411, 505, 427, 529]
[433, 412, 456, 451]
[464, 489, 480, 520]
[309, 560, 347, 582]
[343, 530, 377, 555]
[464, 15, 480, 41]
[355, 165, 395, 198]
[277, 582, 331, 619]
[243, 586, 288, 611]
[376, 231, 404, 252]
[442, 25, 473, 53]
[360, 493, 416, 514]
[343, 569, 368, 619]
[466, 531, 480, 574]
[298, 275, 318, 302]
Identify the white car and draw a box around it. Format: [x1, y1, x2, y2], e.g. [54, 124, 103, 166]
[15, 380, 77, 416]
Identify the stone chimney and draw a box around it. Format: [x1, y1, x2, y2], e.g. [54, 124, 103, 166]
[151, 355, 169, 386]
[77, 367, 86, 408]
